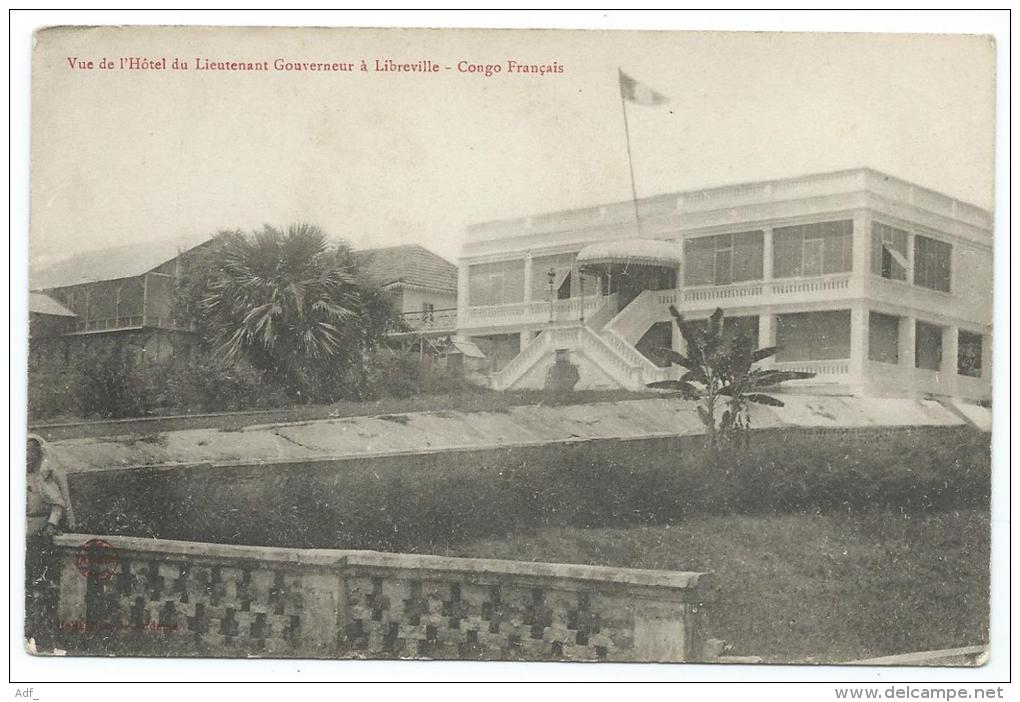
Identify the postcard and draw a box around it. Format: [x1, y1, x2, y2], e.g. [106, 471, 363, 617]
[23, 23, 994, 668]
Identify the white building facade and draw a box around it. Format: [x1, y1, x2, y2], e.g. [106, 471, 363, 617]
[457, 169, 992, 402]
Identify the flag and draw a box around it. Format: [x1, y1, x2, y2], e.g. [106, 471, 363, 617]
[619, 69, 669, 106]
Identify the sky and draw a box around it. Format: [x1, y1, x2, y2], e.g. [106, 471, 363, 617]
[29, 27, 995, 269]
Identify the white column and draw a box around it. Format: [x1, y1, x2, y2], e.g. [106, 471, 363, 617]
[941, 325, 959, 395]
[676, 238, 684, 290]
[852, 210, 872, 281]
[849, 305, 868, 385]
[906, 231, 916, 284]
[899, 316, 916, 369]
[523, 252, 533, 303]
[455, 258, 470, 341]
[762, 228, 774, 281]
[758, 314, 775, 367]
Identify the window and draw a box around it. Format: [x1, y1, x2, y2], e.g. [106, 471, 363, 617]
[914, 321, 943, 371]
[422, 302, 435, 322]
[871, 222, 909, 281]
[913, 235, 951, 292]
[714, 240, 733, 285]
[775, 310, 851, 362]
[773, 221, 853, 278]
[868, 312, 900, 364]
[958, 331, 983, 377]
[684, 231, 763, 286]
[467, 259, 525, 306]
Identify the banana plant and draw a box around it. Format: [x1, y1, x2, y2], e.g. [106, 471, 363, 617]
[648, 305, 815, 450]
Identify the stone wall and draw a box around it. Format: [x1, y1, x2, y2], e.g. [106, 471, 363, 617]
[52, 534, 712, 661]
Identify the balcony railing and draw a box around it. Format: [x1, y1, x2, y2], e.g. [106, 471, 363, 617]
[70, 316, 196, 334]
[393, 308, 458, 334]
[463, 296, 609, 328]
[148, 317, 196, 332]
[678, 274, 853, 307]
[772, 359, 850, 378]
[73, 316, 144, 332]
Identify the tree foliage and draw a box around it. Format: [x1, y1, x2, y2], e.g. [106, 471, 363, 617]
[180, 224, 398, 401]
[648, 305, 815, 449]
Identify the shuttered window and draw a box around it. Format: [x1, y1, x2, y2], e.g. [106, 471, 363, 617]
[958, 331, 983, 377]
[871, 222, 909, 281]
[773, 221, 853, 278]
[468, 260, 525, 306]
[683, 231, 763, 286]
[913, 235, 952, 293]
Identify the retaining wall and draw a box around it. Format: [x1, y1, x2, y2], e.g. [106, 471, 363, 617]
[62, 421, 989, 551]
[41, 395, 975, 475]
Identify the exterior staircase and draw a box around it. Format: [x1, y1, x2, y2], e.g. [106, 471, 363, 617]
[490, 291, 672, 391]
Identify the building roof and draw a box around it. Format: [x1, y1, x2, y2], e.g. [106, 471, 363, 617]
[355, 244, 457, 292]
[29, 292, 76, 317]
[465, 167, 994, 247]
[30, 231, 214, 291]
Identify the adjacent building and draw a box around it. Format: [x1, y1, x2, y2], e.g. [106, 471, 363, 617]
[354, 243, 475, 364]
[29, 233, 213, 369]
[355, 244, 459, 338]
[457, 168, 992, 401]
[29, 237, 464, 369]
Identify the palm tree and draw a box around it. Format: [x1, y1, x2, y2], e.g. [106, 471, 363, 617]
[201, 224, 363, 397]
[648, 305, 815, 451]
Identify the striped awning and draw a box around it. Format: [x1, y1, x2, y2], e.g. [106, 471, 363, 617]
[576, 239, 680, 267]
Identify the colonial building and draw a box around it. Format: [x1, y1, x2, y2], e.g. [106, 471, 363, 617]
[29, 233, 213, 367]
[457, 168, 992, 401]
[30, 237, 464, 367]
[356, 244, 458, 328]
[355, 244, 464, 357]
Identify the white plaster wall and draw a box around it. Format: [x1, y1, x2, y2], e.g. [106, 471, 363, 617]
[396, 288, 457, 314]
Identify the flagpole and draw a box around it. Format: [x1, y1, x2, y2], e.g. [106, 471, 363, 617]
[618, 71, 643, 238]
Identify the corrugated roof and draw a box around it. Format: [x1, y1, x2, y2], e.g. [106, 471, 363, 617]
[29, 292, 76, 317]
[30, 232, 213, 290]
[355, 244, 457, 292]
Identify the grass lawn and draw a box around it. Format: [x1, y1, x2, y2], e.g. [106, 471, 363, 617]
[439, 508, 990, 663]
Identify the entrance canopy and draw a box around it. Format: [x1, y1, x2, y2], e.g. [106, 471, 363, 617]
[575, 239, 681, 268]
